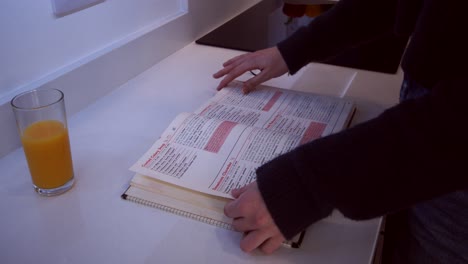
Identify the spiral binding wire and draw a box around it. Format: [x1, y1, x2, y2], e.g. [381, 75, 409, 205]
[125, 194, 234, 231]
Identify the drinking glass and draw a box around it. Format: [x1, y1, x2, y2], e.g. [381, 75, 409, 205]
[11, 89, 75, 196]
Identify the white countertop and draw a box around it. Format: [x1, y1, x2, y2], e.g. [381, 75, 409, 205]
[0, 43, 402, 263]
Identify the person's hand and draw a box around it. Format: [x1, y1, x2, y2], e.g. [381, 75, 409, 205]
[224, 182, 286, 254]
[213, 47, 288, 94]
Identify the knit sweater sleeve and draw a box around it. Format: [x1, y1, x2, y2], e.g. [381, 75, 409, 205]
[256, 77, 468, 239]
[277, 0, 399, 74]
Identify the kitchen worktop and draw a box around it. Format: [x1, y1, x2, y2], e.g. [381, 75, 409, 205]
[0, 42, 402, 263]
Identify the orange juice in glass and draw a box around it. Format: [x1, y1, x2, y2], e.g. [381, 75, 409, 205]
[11, 89, 75, 196]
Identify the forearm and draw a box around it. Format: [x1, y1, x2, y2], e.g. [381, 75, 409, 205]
[277, 0, 398, 73]
[257, 78, 468, 239]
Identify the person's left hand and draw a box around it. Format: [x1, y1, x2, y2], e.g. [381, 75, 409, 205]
[213, 47, 288, 94]
[224, 182, 286, 254]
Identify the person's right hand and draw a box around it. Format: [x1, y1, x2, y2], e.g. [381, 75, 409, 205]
[224, 182, 286, 254]
[213, 47, 289, 94]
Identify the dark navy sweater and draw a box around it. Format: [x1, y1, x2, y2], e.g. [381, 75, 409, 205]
[257, 0, 468, 240]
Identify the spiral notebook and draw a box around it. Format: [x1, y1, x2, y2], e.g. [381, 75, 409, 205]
[122, 173, 306, 248]
[122, 81, 356, 248]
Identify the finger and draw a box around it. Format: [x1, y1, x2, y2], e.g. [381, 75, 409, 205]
[231, 183, 251, 198]
[224, 199, 242, 218]
[213, 58, 246, 79]
[213, 67, 233, 80]
[216, 62, 259, 91]
[217, 74, 237, 91]
[222, 53, 249, 67]
[231, 217, 254, 232]
[242, 72, 270, 94]
[260, 235, 284, 254]
[232, 214, 269, 232]
[240, 230, 271, 253]
[213, 68, 227, 79]
[216, 67, 244, 90]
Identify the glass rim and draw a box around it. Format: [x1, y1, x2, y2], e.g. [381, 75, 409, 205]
[10, 88, 64, 111]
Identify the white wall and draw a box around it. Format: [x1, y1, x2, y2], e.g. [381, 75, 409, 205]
[0, 0, 257, 158]
[0, 0, 185, 102]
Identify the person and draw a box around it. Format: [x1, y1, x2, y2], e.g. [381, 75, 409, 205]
[213, 0, 468, 262]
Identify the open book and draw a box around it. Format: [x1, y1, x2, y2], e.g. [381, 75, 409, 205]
[122, 81, 355, 248]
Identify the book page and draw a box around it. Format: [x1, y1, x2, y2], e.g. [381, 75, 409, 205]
[130, 83, 354, 199]
[195, 81, 355, 141]
[130, 108, 347, 198]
